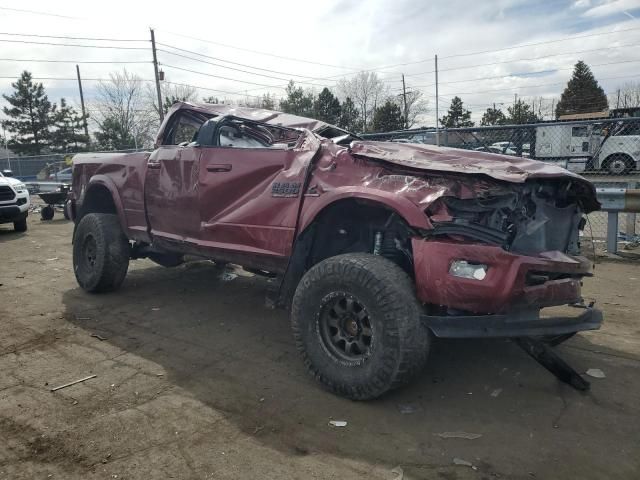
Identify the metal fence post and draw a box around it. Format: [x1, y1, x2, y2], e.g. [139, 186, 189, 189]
[626, 181, 637, 238]
[607, 212, 619, 254]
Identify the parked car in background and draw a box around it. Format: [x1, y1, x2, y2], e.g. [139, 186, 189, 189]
[0, 170, 30, 231]
[48, 167, 73, 182]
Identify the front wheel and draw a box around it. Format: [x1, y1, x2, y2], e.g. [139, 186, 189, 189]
[73, 213, 130, 293]
[291, 253, 430, 400]
[605, 154, 635, 175]
[13, 218, 27, 232]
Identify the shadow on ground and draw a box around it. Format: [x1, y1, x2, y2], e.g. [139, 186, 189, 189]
[61, 260, 640, 479]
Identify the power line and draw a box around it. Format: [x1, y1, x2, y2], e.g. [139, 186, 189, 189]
[160, 29, 363, 72]
[401, 59, 640, 90]
[436, 73, 640, 96]
[0, 6, 80, 20]
[441, 26, 640, 59]
[160, 64, 287, 88]
[157, 43, 323, 81]
[163, 80, 264, 99]
[156, 48, 297, 82]
[0, 31, 146, 42]
[0, 76, 153, 82]
[405, 41, 640, 78]
[0, 58, 150, 64]
[0, 38, 148, 50]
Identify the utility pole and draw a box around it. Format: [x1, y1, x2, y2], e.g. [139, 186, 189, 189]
[435, 54, 439, 146]
[75, 65, 90, 142]
[616, 89, 621, 109]
[2, 125, 10, 171]
[401, 74, 408, 129]
[150, 28, 164, 122]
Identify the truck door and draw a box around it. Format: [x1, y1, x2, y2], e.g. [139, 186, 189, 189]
[570, 126, 590, 156]
[144, 111, 206, 243]
[196, 118, 318, 263]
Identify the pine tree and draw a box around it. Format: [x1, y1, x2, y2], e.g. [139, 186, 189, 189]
[338, 97, 361, 132]
[1, 71, 55, 155]
[440, 96, 474, 127]
[372, 100, 404, 133]
[313, 88, 341, 125]
[507, 99, 540, 124]
[94, 116, 136, 150]
[480, 106, 507, 126]
[50, 98, 89, 153]
[279, 81, 314, 117]
[556, 61, 608, 117]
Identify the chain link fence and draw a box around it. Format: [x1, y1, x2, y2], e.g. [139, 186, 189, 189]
[362, 116, 640, 252]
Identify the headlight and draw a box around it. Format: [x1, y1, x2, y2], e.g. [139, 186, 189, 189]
[449, 260, 488, 280]
[14, 183, 27, 192]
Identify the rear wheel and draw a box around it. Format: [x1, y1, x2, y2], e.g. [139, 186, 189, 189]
[291, 253, 430, 400]
[604, 154, 635, 175]
[73, 213, 130, 292]
[13, 218, 27, 232]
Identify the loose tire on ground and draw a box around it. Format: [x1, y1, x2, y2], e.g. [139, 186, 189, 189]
[72, 213, 130, 293]
[291, 253, 430, 400]
[13, 218, 27, 232]
[41, 205, 54, 221]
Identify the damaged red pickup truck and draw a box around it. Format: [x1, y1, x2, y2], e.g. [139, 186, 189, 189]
[70, 102, 602, 399]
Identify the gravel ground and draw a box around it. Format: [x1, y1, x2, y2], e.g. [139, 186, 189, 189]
[1, 213, 639, 479]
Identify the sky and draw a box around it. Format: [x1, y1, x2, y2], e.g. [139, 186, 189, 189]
[1, 0, 640, 128]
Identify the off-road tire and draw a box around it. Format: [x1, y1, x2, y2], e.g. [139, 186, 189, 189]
[291, 253, 430, 400]
[13, 218, 27, 232]
[73, 213, 129, 293]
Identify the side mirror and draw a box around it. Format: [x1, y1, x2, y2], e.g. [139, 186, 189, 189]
[1, 169, 13, 177]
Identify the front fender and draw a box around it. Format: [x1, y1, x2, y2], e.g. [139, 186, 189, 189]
[298, 186, 432, 232]
[80, 175, 129, 234]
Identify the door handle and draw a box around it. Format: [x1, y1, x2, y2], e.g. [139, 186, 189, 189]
[206, 164, 232, 172]
[147, 162, 161, 169]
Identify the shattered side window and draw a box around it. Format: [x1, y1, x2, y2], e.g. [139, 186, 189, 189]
[163, 111, 209, 145]
[216, 120, 302, 149]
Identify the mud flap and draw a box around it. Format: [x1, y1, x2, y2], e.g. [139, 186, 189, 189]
[515, 337, 590, 391]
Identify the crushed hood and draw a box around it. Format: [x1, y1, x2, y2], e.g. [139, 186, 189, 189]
[350, 141, 587, 183]
[349, 141, 599, 211]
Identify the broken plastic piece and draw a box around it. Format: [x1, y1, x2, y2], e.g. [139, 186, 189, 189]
[585, 368, 605, 378]
[328, 420, 347, 427]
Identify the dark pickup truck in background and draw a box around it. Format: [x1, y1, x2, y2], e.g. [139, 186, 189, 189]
[69, 102, 602, 399]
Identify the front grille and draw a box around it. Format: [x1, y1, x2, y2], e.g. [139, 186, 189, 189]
[0, 186, 16, 202]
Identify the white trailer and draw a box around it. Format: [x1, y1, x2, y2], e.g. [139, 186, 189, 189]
[533, 122, 640, 174]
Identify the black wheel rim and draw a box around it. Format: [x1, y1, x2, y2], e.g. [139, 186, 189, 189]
[318, 292, 374, 362]
[81, 234, 98, 273]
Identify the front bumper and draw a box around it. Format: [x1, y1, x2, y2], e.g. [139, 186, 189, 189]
[422, 305, 603, 338]
[412, 239, 592, 314]
[0, 201, 29, 223]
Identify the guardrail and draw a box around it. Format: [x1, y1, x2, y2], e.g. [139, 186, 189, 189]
[596, 188, 640, 254]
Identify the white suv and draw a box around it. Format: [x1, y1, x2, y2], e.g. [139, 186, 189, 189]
[0, 170, 30, 231]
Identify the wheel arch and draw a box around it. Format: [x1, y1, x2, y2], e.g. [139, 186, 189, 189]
[274, 195, 424, 309]
[77, 176, 127, 233]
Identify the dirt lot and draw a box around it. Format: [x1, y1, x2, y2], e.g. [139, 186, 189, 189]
[1, 213, 639, 480]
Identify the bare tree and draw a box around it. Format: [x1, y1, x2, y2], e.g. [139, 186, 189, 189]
[145, 82, 198, 117]
[609, 82, 640, 109]
[92, 69, 156, 150]
[403, 90, 429, 128]
[337, 72, 388, 132]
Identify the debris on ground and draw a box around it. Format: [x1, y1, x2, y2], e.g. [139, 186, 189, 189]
[436, 431, 482, 440]
[490, 388, 503, 398]
[328, 420, 347, 427]
[90, 333, 107, 341]
[397, 402, 422, 414]
[586, 368, 606, 378]
[50, 374, 97, 392]
[390, 465, 404, 480]
[453, 458, 476, 469]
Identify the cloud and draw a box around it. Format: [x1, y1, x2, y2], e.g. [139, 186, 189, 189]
[583, 0, 640, 17]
